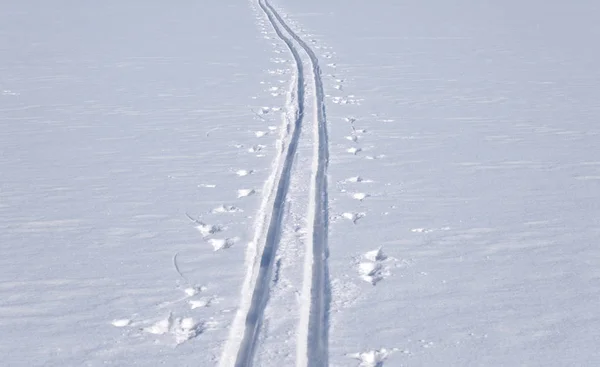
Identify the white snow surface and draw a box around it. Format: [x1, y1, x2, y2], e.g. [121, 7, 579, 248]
[2, 0, 600, 366]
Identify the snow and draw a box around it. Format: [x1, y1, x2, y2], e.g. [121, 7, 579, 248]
[2, 0, 600, 366]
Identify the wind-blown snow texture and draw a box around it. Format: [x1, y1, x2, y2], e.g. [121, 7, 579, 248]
[2, 0, 600, 366]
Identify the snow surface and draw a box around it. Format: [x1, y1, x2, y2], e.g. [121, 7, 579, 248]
[2, 0, 600, 366]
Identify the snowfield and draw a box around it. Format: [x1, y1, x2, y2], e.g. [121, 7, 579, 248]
[2, 0, 600, 366]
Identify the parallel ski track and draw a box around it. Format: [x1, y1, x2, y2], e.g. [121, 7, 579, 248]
[261, 2, 331, 366]
[220, 0, 330, 366]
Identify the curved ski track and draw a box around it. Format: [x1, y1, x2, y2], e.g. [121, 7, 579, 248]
[219, 1, 330, 366]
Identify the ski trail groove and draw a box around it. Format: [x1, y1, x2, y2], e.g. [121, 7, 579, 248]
[261, 3, 331, 366]
[220, 1, 330, 366]
[219, 1, 305, 366]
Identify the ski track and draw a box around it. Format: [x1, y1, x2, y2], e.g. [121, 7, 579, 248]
[220, 0, 330, 366]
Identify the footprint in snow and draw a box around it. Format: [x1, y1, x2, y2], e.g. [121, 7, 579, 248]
[212, 205, 243, 213]
[268, 69, 286, 75]
[182, 285, 207, 297]
[154, 284, 208, 310]
[344, 176, 371, 183]
[347, 147, 362, 155]
[364, 246, 387, 262]
[346, 135, 359, 143]
[352, 192, 369, 201]
[411, 228, 433, 234]
[358, 261, 385, 285]
[347, 348, 399, 367]
[208, 237, 237, 251]
[236, 169, 254, 177]
[185, 214, 223, 237]
[142, 313, 204, 345]
[358, 247, 390, 285]
[342, 212, 365, 224]
[365, 154, 386, 160]
[188, 297, 214, 309]
[196, 223, 223, 237]
[249, 145, 266, 153]
[198, 183, 217, 188]
[344, 176, 363, 183]
[237, 189, 256, 198]
[111, 319, 132, 328]
[411, 227, 450, 233]
[172, 317, 204, 345]
[143, 314, 172, 335]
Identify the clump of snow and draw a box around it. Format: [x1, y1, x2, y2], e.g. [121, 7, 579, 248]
[347, 147, 361, 155]
[196, 223, 223, 237]
[352, 192, 369, 201]
[347, 348, 398, 367]
[189, 297, 212, 309]
[208, 237, 237, 251]
[358, 247, 391, 285]
[143, 314, 173, 335]
[111, 319, 131, 328]
[237, 189, 256, 198]
[173, 317, 203, 345]
[183, 285, 207, 297]
[142, 313, 204, 344]
[236, 169, 254, 176]
[212, 205, 243, 213]
[342, 212, 365, 224]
